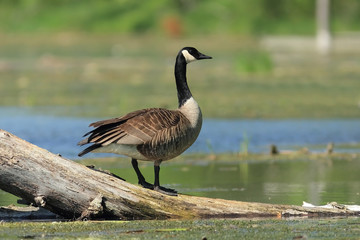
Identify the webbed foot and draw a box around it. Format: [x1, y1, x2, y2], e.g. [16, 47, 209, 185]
[139, 180, 154, 190]
[154, 186, 178, 196]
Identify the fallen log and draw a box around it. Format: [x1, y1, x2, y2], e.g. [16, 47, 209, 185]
[0, 129, 359, 220]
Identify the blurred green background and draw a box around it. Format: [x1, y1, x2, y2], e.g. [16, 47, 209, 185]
[1, 0, 360, 35]
[0, 0, 360, 118]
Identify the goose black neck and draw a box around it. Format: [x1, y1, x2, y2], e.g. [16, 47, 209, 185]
[175, 54, 192, 107]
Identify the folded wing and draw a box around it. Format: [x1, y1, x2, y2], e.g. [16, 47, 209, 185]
[78, 108, 185, 156]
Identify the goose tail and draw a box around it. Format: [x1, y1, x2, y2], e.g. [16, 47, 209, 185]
[78, 143, 102, 157]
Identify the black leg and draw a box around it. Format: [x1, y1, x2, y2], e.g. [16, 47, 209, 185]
[153, 164, 178, 196]
[131, 158, 153, 189]
[154, 165, 160, 187]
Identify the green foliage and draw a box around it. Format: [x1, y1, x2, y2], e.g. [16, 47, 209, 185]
[0, 0, 171, 33]
[239, 133, 250, 155]
[0, 0, 360, 34]
[205, 139, 215, 154]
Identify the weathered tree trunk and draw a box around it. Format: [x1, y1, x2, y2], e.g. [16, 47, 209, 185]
[0, 129, 358, 220]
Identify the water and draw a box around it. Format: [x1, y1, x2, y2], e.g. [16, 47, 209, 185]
[2, 156, 359, 206]
[0, 107, 359, 159]
[145, 158, 360, 205]
[0, 107, 360, 206]
[105, 157, 360, 206]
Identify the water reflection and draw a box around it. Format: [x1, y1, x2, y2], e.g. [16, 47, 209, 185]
[101, 157, 360, 206]
[189, 159, 358, 205]
[1, 157, 359, 206]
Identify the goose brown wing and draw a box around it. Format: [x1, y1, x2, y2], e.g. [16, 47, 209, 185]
[80, 108, 184, 147]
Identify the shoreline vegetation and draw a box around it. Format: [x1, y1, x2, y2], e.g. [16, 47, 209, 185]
[1, 33, 360, 119]
[77, 148, 360, 166]
[0, 217, 359, 239]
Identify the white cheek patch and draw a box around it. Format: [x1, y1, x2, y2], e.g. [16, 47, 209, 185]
[182, 50, 197, 63]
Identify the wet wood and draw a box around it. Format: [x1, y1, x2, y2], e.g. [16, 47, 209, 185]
[0, 205, 58, 221]
[0, 129, 359, 220]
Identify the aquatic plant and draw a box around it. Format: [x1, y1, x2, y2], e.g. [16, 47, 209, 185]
[239, 132, 250, 155]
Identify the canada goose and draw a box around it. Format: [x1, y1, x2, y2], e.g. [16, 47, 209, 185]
[78, 47, 212, 196]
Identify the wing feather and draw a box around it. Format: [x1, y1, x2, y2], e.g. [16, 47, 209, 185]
[78, 108, 184, 149]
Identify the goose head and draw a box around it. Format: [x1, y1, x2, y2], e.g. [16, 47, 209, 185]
[180, 47, 212, 64]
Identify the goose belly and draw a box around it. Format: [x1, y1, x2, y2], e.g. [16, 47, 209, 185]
[137, 125, 202, 161]
[92, 144, 146, 160]
[93, 132, 199, 161]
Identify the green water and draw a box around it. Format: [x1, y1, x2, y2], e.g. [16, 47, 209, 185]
[3, 156, 358, 207]
[107, 157, 360, 206]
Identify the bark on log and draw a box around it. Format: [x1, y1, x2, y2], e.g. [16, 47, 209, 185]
[0, 129, 359, 220]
